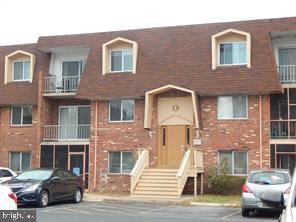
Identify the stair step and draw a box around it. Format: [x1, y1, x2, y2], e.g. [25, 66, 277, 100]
[141, 176, 177, 180]
[139, 179, 177, 184]
[133, 190, 179, 196]
[135, 187, 178, 192]
[131, 194, 180, 199]
[144, 169, 178, 173]
[137, 182, 177, 187]
[142, 172, 177, 176]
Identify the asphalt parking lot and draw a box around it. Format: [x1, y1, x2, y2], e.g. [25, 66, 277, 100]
[21, 200, 279, 222]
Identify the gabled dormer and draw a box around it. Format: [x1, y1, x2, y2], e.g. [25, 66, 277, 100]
[102, 37, 138, 75]
[5, 50, 36, 84]
[212, 29, 251, 70]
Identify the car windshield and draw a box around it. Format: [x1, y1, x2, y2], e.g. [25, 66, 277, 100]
[15, 170, 52, 180]
[248, 171, 290, 185]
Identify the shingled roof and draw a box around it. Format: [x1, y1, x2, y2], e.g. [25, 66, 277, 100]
[1, 17, 296, 104]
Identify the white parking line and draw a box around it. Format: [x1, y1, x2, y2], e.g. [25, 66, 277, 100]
[222, 210, 241, 220]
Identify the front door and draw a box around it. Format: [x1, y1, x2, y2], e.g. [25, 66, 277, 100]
[69, 153, 85, 179]
[159, 125, 190, 167]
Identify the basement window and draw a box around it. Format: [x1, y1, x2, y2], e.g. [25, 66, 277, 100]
[10, 152, 31, 172]
[108, 151, 134, 174]
[218, 151, 248, 175]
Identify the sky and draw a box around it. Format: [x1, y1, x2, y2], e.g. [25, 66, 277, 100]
[1, 0, 296, 46]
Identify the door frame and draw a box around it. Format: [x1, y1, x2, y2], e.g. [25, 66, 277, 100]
[68, 151, 86, 183]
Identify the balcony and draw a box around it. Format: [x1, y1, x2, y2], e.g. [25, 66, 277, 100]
[270, 120, 296, 139]
[278, 65, 296, 84]
[44, 75, 81, 97]
[43, 124, 90, 141]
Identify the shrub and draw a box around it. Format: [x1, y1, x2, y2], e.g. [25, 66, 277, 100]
[207, 159, 246, 195]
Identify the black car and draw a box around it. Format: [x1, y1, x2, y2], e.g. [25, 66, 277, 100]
[2, 168, 84, 207]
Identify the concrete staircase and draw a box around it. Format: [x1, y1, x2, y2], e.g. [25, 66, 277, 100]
[131, 168, 180, 199]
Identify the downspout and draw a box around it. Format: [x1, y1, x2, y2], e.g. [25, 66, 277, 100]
[93, 100, 98, 190]
[259, 95, 263, 168]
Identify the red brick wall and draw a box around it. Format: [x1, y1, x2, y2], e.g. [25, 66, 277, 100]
[0, 106, 39, 169]
[200, 95, 270, 176]
[90, 94, 270, 192]
[90, 99, 152, 192]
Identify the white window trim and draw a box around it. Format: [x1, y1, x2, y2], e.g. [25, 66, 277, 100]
[109, 100, 135, 123]
[11, 105, 33, 126]
[12, 60, 31, 81]
[108, 151, 133, 174]
[9, 152, 31, 172]
[218, 41, 247, 67]
[218, 150, 248, 176]
[109, 48, 133, 73]
[217, 95, 248, 120]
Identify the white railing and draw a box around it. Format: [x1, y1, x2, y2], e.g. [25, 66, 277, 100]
[270, 120, 296, 139]
[43, 124, 90, 141]
[44, 75, 81, 93]
[176, 149, 191, 195]
[176, 148, 204, 196]
[130, 149, 149, 194]
[278, 65, 296, 84]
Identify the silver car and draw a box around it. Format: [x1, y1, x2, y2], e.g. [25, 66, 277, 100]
[241, 169, 291, 217]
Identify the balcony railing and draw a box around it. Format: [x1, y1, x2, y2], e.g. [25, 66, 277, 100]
[44, 75, 81, 94]
[43, 124, 90, 141]
[278, 65, 296, 84]
[270, 120, 296, 139]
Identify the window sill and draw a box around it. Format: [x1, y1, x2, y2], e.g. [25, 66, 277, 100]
[106, 71, 133, 75]
[215, 64, 248, 69]
[218, 118, 248, 121]
[109, 120, 135, 123]
[10, 124, 33, 128]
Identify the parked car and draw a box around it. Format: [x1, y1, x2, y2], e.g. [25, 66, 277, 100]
[0, 167, 17, 184]
[261, 168, 296, 222]
[2, 168, 84, 207]
[0, 184, 17, 210]
[241, 169, 291, 217]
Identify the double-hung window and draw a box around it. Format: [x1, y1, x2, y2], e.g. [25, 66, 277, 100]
[109, 100, 135, 122]
[218, 96, 247, 119]
[219, 151, 248, 175]
[13, 61, 30, 81]
[10, 152, 31, 172]
[11, 106, 33, 125]
[108, 151, 134, 174]
[111, 49, 133, 72]
[219, 42, 246, 65]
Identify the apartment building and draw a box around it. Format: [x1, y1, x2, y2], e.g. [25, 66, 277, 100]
[0, 17, 295, 198]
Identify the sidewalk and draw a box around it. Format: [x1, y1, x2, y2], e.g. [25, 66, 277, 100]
[83, 192, 240, 208]
[83, 192, 193, 204]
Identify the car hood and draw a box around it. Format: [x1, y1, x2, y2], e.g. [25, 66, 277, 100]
[2, 179, 42, 193]
[247, 182, 290, 198]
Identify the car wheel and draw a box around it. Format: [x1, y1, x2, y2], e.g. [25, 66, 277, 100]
[241, 208, 249, 217]
[73, 188, 82, 203]
[37, 190, 49, 208]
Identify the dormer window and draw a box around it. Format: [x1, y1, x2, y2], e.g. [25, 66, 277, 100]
[4, 50, 36, 84]
[219, 42, 246, 66]
[13, 60, 30, 81]
[212, 29, 251, 69]
[111, 49, 133, 72]
[102, 37, 138, 74]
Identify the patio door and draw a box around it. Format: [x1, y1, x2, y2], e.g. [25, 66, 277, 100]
[61, 61, 82, 91]
[59, 107, 78, 140]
